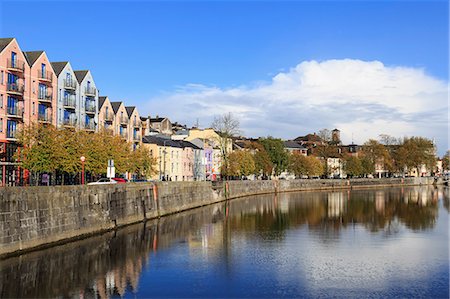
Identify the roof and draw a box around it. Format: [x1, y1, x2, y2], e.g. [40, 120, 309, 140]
[50, 61, 68, 76]
[98, 96, 107, 109]
[179, 140, 201, 150]
[23, 51, 44, 66]
[175, 129, 189, 135]
[142, 136, 182, 148]
[0, 38, 14, 53]
[140, 116, 148, 121]
[125, 106, 136, 118]
[294, 134, 323, 143]
[150, 117, 166, 122]
[284, 140, 307, 149]
[74, 70, 89, 83]
[110, 102, 123, 114]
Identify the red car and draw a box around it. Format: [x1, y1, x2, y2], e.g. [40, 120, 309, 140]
[112, 178, 127, 183]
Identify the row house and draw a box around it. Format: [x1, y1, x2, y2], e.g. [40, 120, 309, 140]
[99, 99, 143, 147]
[149, 116, 172, 135]
[142, 135, 204, 181]
[51, 61, 78, 129]
[74, 70, 98, 132]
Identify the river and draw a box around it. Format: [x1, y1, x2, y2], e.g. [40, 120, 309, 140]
[0, 186, 448, 298]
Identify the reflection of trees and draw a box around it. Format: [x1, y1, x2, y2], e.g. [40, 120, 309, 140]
[442, 187, 450, 213]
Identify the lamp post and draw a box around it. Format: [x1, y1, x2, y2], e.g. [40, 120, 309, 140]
[80, 156, 85, 185]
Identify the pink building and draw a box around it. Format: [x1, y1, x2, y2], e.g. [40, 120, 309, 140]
[23, 51, 57, 126]
[179, 141, 195, 181]
[0, 38, 31, 185]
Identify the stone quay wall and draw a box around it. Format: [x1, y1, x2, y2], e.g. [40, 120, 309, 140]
[0, 177, 439, 258]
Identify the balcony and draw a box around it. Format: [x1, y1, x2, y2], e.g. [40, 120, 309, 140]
[120, 116, 128, 126]
[83, 122, 96, 131]
[6, 83, 24, 96]
[63, 97, 76, 109]
[6, 130, 17, 140]
[7, 59, 25, 73]
[38, 91, 53, 103]
[63, 118, 77, 128]
[104, 112, 113, 122]
[38, 113, 52, 124]
[85, 104, 96, 114]
[120, 132, 128, 140]
[38, 70, 53, 83]
[132, 120, 141, 128]
[6, 106, 24, 119]
[63, 79, 77, 91]
[133, 134, 141, 142]
[85, 86, 96, 97]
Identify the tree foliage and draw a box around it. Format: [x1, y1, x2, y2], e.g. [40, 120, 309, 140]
[442, 150, 450, 171]
[288, 153, 324, 177]
[16, 124, 157, 182]
[343, 156, 364, 177]
[259, 137, 289, 176]
[211, 112, 240, 175]
[224, 150, 255, 177]
[394, 137, 436, 175]
[362, 139, 393, 173]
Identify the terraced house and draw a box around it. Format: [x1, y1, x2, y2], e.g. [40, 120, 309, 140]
[125, 106, 142, 149]
[98, 96, 114, 131]
[74, 70, 98, 132]
[111, 101, 129, 141]
[51, 61, 78, 129]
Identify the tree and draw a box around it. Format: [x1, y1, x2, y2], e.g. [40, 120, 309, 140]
[394, 137, 436, 176]
[243, 141, 273, 177]
[442, 151, 450, 171]
[317, 128, 331, 143]
[225, 150, 255, 177]
[362, 139, 393, 175]
[211, 112, 240, 176]
[343, 156, 363, 178]
[259, 137, 289, 176]
[288, 153, 324, 178]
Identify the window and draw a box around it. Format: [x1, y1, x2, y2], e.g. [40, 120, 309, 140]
[0, 118, 3, 132]
[11, 52, 17, 67]
[0, 71, 3, 84]
[0, 94, 3, 109]
[32, 102, 35, 115]
[41, 63, 46, 77]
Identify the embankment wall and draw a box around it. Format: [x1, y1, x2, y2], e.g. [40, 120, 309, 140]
[0, 177, 439, 257]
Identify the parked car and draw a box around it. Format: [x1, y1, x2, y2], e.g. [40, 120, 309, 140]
[87, 178, 117, 185]
[112, 177, 127, 183]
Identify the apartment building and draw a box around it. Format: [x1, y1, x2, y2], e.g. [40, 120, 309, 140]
[0, 38, 30, 185]
[98, 96, 114, 132]
[74, 70, 98, 132]
[125, 106, 142, 149]
[111, 101, 129, 141]
[51, 61, 78, 129]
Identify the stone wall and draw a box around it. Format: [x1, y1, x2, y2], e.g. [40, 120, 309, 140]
[0, 177, 438, 257]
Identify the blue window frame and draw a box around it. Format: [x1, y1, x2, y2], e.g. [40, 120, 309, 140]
[11, 52, 17, 67]
[38, 104, 46, 116]
[41, 63, 46, 77]
[7, 120, 17, 138]
[7, 73, 17, 84]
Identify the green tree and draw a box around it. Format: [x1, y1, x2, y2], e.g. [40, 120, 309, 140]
[344, 156, 363, 177]
[394, 137, 437, 176]
[442, 150, 450, 171]
[362, 139, 392, 175]
[259, 137, 289, 176]
[243, 141, 273, 176]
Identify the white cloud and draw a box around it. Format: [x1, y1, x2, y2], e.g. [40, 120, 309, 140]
[145, 59, 448, 155]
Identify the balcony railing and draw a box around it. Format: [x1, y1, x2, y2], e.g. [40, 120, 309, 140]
[104, 112, 113, 122]
[63, 118, 77, 127]
[85, 86, 96, 97]
[38, 70, 53, 83]
[6, 83, 24, 95]
[38, 91, 53, 103]
[38, 113, 52, 123]
[85, 104, 96, 114]
[120, 116, 128, 125]
[133, 134, 140, 142]
[83, 122, 96, 131]
[120, 132, 128, 139]
[132, 120, 140, 128]
[7, 59, 25, 73]
[63, 79, 77, 90]
[63, 97, 76, 109]
[6, 130, 17, 140]
[7, 106, 24, 119]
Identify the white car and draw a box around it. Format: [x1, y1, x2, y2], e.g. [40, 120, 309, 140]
[87, 178, 118, 185]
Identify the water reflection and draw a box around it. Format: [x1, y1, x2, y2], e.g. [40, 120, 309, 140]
[0, 186, 447, 298]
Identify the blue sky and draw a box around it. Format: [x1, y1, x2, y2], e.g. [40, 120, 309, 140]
[0, 0, 448, 154]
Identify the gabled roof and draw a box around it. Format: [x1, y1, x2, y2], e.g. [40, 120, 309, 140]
[98, 96, 108, 109]
[23, 51, 44, 66]
[284, 140, 307, 150]
[74, 70, 89, 83]
[110, 101, 123, 114]
[294, 134, 323, 143]
[179, 140, 201, 150]
[150, 117, 166, 123]
[125, 106, 136, 118]
[0, 38, 14, 53]
[51, 61, 69, 76]
[140, 116, 148, 121]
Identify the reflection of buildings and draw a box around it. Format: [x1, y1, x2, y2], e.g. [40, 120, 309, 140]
[327, 192, 346, 218]
[375, 191, 385, 214]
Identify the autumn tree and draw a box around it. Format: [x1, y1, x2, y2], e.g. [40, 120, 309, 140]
[442, 151, 450, 171]
[211, 112, 240, 175]
[225, 150, 255, 177]
[362, 139, 393, 175]
[243, 141, 273, 177]
[343, 156, 363, 178]
[259, 137, 289, 176]
[394, 137, 436, 176]
[288, 153, 324, 178]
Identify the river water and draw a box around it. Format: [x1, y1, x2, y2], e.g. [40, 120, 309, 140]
[0, 186, 448, 298]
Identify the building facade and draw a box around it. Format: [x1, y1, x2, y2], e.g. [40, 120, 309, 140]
[98, 96, 114, 132]
[51, 61, 78, 129]
[74, 70, 98, 132]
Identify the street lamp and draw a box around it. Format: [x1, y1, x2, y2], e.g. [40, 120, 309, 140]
[80, 156, 85, 185]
